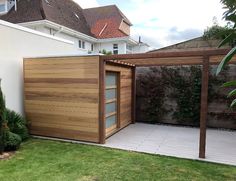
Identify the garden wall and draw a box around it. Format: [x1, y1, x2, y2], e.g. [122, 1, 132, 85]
[136, 65, 236, 129]
[0, 20, 78, 115]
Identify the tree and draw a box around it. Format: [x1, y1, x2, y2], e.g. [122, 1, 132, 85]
[203, 24, 234, 43]
[216, 0, 236, 107]
[0, 79, 6, 154]
[99, 49, 112, 55]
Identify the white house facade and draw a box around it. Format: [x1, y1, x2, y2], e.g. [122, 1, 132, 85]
[0, 0, 149, 55]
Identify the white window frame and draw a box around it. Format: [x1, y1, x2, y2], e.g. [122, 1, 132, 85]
[78, 39, 85, 49]
[113, 44, 119, 54]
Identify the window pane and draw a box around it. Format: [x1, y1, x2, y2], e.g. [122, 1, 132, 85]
[106, 89, 116, 100]
[106, 102, 116, 115]
[0, 4, 5, 12]
[113, 44, 118, 49]
[78, 40, 81, 48]
[113, 50, 118, 54]
[82, 41, 85, 49]
[106, 73, 116, 87]
[106, 115, 116, 128]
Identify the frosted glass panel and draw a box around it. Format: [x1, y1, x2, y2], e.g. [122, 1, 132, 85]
[0, 4, 5, 12]
[106, 73, 116, 87]
[106, 115, 116, 128]
[106, 89, 116, 100]
[106, 102, 116, 114]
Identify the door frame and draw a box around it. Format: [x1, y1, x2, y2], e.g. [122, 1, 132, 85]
[105, 71, 120, 137]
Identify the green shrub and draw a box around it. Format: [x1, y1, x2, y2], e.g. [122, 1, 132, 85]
[4, 131, 22, 151]
[6, 109, 29, 141]
[137, 68, 168, 123]
[137, 65, 231, 126]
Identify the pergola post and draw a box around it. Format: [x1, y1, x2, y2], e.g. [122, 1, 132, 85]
[199, 56, 210, 159]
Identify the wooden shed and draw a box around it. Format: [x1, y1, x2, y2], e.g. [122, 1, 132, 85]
[24, 55, 136, 144]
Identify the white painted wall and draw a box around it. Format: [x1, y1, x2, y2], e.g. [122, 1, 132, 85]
[25, 24, 92, 54]
[133, 44, 149, 53]
[0, 20, 78, 115]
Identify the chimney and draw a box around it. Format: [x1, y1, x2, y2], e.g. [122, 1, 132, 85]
[139, 36, 143, 44]
[15, 0, 17, 11]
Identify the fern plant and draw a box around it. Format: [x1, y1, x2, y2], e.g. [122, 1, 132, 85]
[6, 109, 29, 141]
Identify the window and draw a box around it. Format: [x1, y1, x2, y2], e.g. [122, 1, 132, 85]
[0, 4, 5, 13]
[82, 41, 85, 49]
[126, 44, 132, 51]
[78, 40, 82, 48]
[91, 44, 94, 51]
[74, 12, 80, 20]
[78, 40, 85, 49]
[113, 44, 118, 54]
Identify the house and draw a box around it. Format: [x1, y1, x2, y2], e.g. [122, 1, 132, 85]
[0, 0, 149, 54]
[148, 36, 230, 53]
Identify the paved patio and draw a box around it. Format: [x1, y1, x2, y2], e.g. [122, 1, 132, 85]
[104, 123, 236, 166]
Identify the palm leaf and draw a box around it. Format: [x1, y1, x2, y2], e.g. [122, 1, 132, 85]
[218, 32, 235, 47]
[227, 89, 236, 97]
[216, 46, 236, 75]
[230, 98, 236, 107]
[222, 80, 236, 87]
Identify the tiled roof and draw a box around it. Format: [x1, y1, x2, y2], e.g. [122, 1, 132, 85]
[83, 5, 132, 39]
[0, 1, 132, 39]
[0, 0, 92, 36]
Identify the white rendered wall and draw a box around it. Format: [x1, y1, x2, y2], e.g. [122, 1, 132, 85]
[132, 44, 149, 53]
[0, 20, 78, 114]
[25, 24, 92, 54]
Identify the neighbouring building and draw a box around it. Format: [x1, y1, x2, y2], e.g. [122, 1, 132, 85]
[148, 36, 230, 53]
[0, 0, 149, 54]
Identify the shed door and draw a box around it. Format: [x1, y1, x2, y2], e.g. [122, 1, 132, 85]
[105, 72, 119, 136]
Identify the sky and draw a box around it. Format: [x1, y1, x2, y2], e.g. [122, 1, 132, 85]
[74, 0, 226, 49]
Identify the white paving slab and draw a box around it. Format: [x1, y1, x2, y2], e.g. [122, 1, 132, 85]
[104, 123, 236, 166]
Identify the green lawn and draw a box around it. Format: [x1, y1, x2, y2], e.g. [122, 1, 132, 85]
[0, 139, 236, 181]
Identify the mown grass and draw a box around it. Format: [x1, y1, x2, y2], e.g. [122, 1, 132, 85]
[0, 138, 236, 181]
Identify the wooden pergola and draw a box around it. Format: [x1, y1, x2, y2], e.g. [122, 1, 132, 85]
[102, 48, 236, 159]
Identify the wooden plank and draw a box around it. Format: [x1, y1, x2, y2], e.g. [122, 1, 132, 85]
[24, 56, 100, 143]
[132, 67, 136, 124]
[30, 126, 99, 142]
[105, 112, 117, 118]
[199, 56, 210, 159]
[99, 57, 106, 144]
[209, 55, 236, 64]
[122, 56, 203, 66]
[117, 73, 121, 129]
[102, 49, 230, 61]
